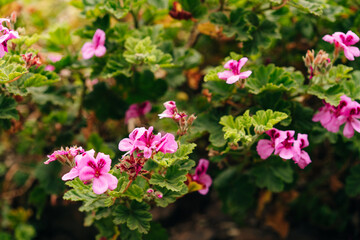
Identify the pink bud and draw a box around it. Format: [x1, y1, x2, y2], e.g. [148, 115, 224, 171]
[147, 188, 154, 193]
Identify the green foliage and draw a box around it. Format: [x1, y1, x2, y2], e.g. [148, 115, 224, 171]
[220, 109, 288, 145]
[153, 143, 196, 167]
[123, 37, 173, 71]
[246, 64, 299, 94]
[149, 165, 187, 192]
[250, 158, 293, 192]
[0, 95, 18, 121]
[113, 201, 152, 234]
[345, 165, 360, 197]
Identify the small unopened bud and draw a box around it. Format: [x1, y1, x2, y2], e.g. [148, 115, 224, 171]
[156, 193, 163, 199]
[186, 114, 197, 126]
[11, 12, 17, 23]
[146, 188, 154, 194]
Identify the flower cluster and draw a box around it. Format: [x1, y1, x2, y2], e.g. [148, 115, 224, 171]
[323, 31, 360, 61]
[118, 126, 178, 159]
[125, 101, 152, 124]
[44, 146, 85, 165]
[313, 95, 360, 138]
[217, 57, 252, 85]
[21, 53, 41, 69]
[158, 101, 196, 136]
[81, 29, 106, 59]
[256, 128, 311, 169]
[186, 159, 212, 195]
[116, 154, 148, 181]
[0, 18, 19, 58]
[303, 49, 331, 80]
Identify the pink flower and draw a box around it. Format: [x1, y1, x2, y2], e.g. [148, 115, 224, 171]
[135, 126, 162, 158]
[156, 133, 178, 154]
[313, 95, 360, 138]
[0, 19, 19, 58]
[81, 29, 106, 60]
[77, 151, 118, 194]
[118, 126, 178, 159]
[125, 101, 152, 124]
[323, 31, 360, 61]
[44, 65, 55, 71]
[274, 130, 299, 159]
[292, 134, 311, 169]
[217, 58, 252, 84]
[256, 128, 287, 160]
[158, 101, 177, 119]
[118, 127, 147, 156]
[62, 149, 94, 181]
[191, 159, 212, 195]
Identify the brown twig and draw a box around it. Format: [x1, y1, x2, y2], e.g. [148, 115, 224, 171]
[122, 179, 133, 193]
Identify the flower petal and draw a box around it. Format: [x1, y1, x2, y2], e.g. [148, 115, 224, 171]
[217, 70, 234, 80]
[103, 173, 118, 191]
[94, 45, 106, 57]
[343, 121, 354, 138]
[238, 70, 252, 79]
[96, 152, 111, 173]
[92, 29, 106, 47]
[226, 75, 240, 84]
[256, 139, 274, 160]
[224, 60, 237, 69]
[62, 167, 79, 181]
[237, 57, 248, 72]
[81, 42, 95, 59]
[322, 34, 334, 44]
[79, 166, 95, 181]
[92, 175, 109, 194]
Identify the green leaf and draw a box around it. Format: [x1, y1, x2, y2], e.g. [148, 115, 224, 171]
[214, 168, 255, 222]
[192, 110, 227, 148]
[243, 19, 280, 55]
[87, 133, 116, 159]
[0, 95, 18, 120]
[154, 185, 188, 207]
[0, 62, 27, 83]
[307, 84, 344, 106]
[100, 0, 130, 19]
[219, 115, 249, 144]
[179, 0, 207, 18]
[252, 109, 288, 132]
[345, 165, 360, 197]
[14, 223, 36, 240]
[153, 143, 196, 167]
[209, 12, 229, 25]
[113, 201, 152, 234]
[250, 158, 293, 192]
[144, 222, 168, 240]
[203, 66, 224, 82]
[147, 0, 168, 8]
[123, 37, 173, 70]
[123, 184, 145, 202]
[149, 165, 187, 192]
[288, 0, 324, 16]
[35, 161, 65, 194]
[246, 64, 298, 94]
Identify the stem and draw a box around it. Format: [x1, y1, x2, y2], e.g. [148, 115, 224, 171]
[186, 22, 199, 49]
[130, 10, 139, 29]
[122, 179, 133, 193]
[219, 0, 225, 11]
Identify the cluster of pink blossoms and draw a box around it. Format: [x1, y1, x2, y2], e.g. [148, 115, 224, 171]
[118, 126, 178, 159]
[217, 57, 252, 84]
[256, 128, 311, 169]
[323, 31, 360, 61]
[313, 95, 360, 138]
[44, 146, 85, 165]
[45, 147, 118, 195]
[0, 18, 19, 58]
[81, 29, 106, 59]
[158, 101, 186, 120]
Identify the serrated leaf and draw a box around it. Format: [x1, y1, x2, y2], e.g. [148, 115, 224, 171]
[149, 165, 187, 192]
[345, 165, 360, 197]
[246, 64, 298, 94]
[307, 84, 344, 106]
[113, 201, 152, 234]
[252, 110, 288, 132]
[154, 185, 188, 207]
[123, 184, 144, 202]
[289, 0, 324, 16]
[153, 143, 196, 167]
[0, 63, 27, 83]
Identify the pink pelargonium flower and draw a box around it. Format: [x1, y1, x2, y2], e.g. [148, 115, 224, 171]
[192, 159, 212, 195]
[118, 126, 178, 159]
[62, 149, 95, 181]
[125, 101, 152, 124]
[0, 28, 19, 58]
[338, 96, 360, 138]
[217, 57, 252, 84]
[81, 29, 106, 60]
[292, 134, 311, 169]
[312, 102, 342, 133]
[77, 151, 118, 194]
[158, 101, 177, 119]
[274, 130, 299, 159]
[118, 127, 147, 156]
[256, 128, 287, 160]
[323, 31, 360, 61]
